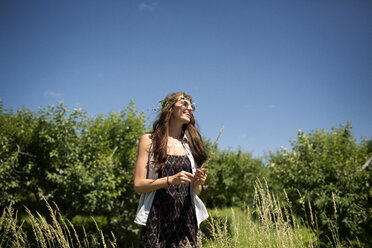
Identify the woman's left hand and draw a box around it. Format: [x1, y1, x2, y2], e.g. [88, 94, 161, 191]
[193, 168, 207, 186]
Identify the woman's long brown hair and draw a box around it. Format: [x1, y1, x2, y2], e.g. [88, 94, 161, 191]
[151, 92, 207, 172]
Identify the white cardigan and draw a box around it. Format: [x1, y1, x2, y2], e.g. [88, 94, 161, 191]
[134, 136, 209, 227]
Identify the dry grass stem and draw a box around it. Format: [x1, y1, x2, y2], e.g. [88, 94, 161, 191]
[1, 200, 116, 247]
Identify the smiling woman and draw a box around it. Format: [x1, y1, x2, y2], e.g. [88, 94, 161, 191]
[134, 92, 208, 248]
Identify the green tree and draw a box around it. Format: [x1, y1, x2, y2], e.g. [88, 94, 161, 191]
[0, 100, 146, 247]
[0, 101, 40, 207]
[202, 139, 269, 208]
[268, 123, 372, 247]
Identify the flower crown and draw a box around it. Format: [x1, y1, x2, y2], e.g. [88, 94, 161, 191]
[153, 93, 194, 112]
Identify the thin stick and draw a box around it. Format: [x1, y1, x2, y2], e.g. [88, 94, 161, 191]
[213, 126, 224, 148]
[201, 126, 224, 168]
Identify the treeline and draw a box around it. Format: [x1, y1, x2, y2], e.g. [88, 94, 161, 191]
[0, 101, 371, 247]
[0, 101, 145, 246]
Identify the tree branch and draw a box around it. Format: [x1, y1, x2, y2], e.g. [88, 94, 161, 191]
[361, 156, 372, 170]
[16, 144, 36, 158]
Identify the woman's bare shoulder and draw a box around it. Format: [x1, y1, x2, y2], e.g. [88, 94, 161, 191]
[139, 133, 152, 150]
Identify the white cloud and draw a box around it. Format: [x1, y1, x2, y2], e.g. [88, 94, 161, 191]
[138, 2, 157, 11]
[268, 104, 276, 109]
[44, 90, 63, 98]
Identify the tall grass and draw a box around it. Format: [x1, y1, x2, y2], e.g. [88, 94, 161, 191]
[201, 179, 317, 248]
[201, 179, 362, 248]
[0, 198, 116, 248]
[1, 180, 352, 248]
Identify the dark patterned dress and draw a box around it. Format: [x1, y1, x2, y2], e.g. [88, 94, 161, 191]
[139, 155, 198, 248]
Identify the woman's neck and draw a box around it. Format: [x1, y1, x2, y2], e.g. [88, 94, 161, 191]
[168, 119, 183, 140]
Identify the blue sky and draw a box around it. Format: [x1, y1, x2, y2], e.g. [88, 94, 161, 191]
[1, 0, 371, 157]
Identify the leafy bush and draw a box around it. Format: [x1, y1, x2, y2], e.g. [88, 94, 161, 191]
[0, 100, 146, 247]
[201, 141, 269, 208]
[268, 122, 372, 247]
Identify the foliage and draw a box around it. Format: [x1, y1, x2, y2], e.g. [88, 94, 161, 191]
[201, 140, 268, 208]
[0, 100, 146, 247]
[1, 99, 371, 247]
[268, 122, 371, 247]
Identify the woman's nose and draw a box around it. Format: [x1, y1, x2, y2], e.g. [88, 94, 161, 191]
[187, 104, 193, 111]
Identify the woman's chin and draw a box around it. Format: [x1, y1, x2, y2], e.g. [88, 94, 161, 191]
[180, 118, 190, 124]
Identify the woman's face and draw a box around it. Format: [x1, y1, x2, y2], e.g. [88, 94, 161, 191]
[171, 97, 193, 125]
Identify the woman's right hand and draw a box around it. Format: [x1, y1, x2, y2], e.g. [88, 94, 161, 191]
[169, 171, 194, 185]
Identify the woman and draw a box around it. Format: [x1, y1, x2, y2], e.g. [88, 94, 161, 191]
[134, 92, 209, 248]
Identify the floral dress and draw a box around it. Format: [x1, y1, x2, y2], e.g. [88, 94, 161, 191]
[139, 155, 198, 248]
